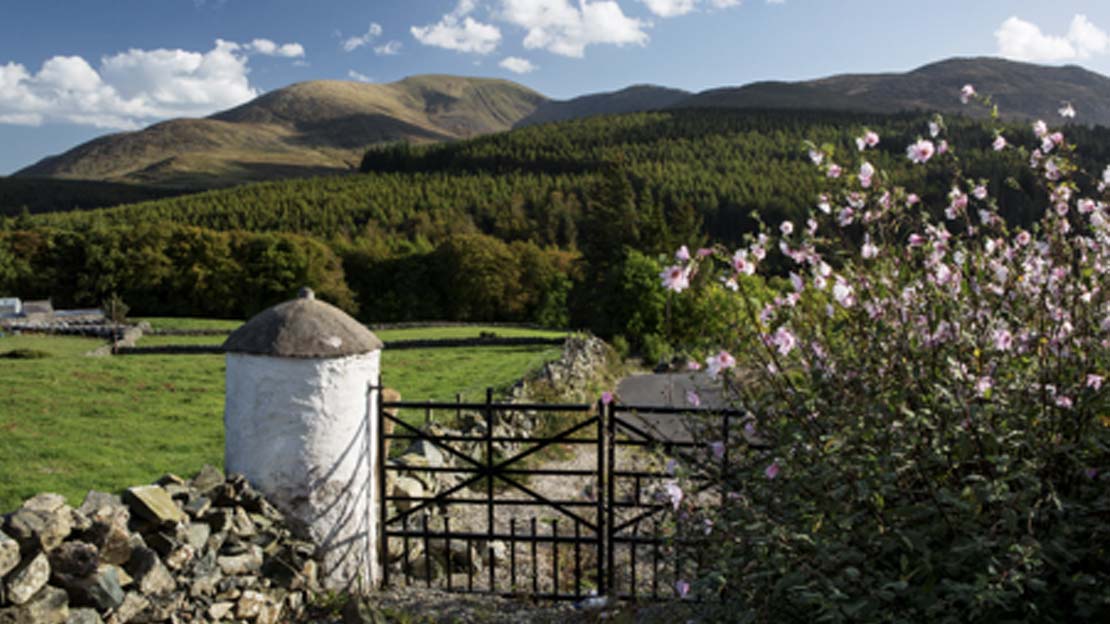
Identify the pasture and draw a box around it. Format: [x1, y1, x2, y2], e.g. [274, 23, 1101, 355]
[0, 325, 565, 510]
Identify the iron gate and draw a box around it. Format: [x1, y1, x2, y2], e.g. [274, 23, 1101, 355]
[375, 384, 750, 601]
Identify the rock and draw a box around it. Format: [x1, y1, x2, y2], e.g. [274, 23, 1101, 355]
[5, 552, 50, 605]
[48, 542, 100, 580]
[4, 505, 73, 553]
[410, 438, 446, 467]
[83, 519, 131, 568]
[189, 466, 224, 495]
[182, 497, 210, 520]
[66, 608, 103, 624]
[105, 592, 148, 624]
[217, 545, 263, 576]
[122, 486, 185, 526]
[0, 585, 69, 624]
[77, 492, 122, 518]
[0, 530, 19, 577]
[390, 477, 425, 512]
[66, 567, 125, 611]
[134, 591, 181, 622]
[187, 565, 222, 598]
[235, 590, 266, 619]
[21, 494, 66, 515]
[207, 601, 233, 621]
[123, 548, 175, 596]
[181, 523, 209, 553]
[163, 545, 193, 571]
[256, 599, 283, 624]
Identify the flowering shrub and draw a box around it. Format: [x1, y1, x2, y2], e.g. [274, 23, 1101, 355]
[662, 89, 1110, 622]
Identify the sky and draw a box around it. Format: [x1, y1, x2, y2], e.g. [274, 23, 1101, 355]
[5, 0, 1110, 174]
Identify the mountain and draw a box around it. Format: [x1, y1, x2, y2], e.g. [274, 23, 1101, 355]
[680, 57, 1110, 124]
[15, 75, 546, 188]
[16, 57, 1110, 190]
[516, 85, 691, 127]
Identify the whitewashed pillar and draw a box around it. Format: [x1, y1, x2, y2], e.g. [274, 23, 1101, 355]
[222, 287, 383, 592]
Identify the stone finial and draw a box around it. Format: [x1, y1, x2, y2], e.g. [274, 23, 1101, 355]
[298, 287, 315, 301]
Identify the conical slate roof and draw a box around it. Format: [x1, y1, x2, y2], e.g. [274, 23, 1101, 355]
[223, 288, 382, 358]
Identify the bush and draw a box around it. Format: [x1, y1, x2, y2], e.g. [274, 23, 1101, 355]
[663, 92, 1110, 622]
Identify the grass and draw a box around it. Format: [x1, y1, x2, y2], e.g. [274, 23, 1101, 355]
[0, 333, 562, 511]
[133, 320, 568, 346]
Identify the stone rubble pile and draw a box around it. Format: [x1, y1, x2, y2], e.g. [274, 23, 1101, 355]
[0, 467, 321, 624]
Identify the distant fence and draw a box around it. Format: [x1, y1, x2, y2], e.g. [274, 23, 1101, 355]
[114, 336, 567, 355]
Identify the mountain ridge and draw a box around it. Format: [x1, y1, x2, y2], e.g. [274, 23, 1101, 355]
[16, 57, 1110, 189]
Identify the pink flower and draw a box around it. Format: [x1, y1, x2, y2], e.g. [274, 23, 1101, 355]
[928, 121, 940, 138]
[675, 580, 690, 598]
[832, 278, 854, 307]
[660, 265, 690, 292]
[1056, 395, 1074, 409]
[601, 391, 614, 405]
[1015, 231, 1031, 246]
[771, 326, 797, 356]
[709, 441, 725, 460]
[992, 329, 1013, 351]
[686, 359, 701, 371]
[856, 130, 879, 150]
[975, 376, 993, 398]
[808, 149, 824, 166]
[1078, 199, 1096, 214]
[861, 235, 878, 259]
[937, 140, 949, 155]
[859, 161, 875, 188]
[1059, 102, 1076, 118]
[780, 221, 794, 236]
[993, 135, 1007, 151]
[960, 84, 975, 104]
[906, 193, 921, 205]
[1033, 119, 1048, 138]
[686, 390, 701, 407]
[1087, 374, 1104, 390]
[732, 250, 755, 276]
[706, 350, 736, 377]
[764, 462, 780, 480]
[790, 272, 804, 292]
[973, 185, 988, 200]
[696, 247, 713, 257]
[817, 194, 831, 214]
[664, 482, 683, 510]
[907, 139, 936, 164]
[827, 163, 842, 178]
[675, 245, 690, 262]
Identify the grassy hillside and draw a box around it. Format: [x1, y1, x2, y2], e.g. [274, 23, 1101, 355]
[15, 75, 547, 188]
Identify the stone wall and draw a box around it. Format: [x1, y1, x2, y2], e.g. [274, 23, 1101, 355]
[0, 468, 319, 624]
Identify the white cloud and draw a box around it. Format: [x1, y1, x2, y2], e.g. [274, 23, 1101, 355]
[412, 0, 502, 54]
[640, 0, 739, 18]
[244, 39, 305, 58]
[499, 56, 537, 73]
[0, 38, 302, 129]
[348, 70, 373, 83]
[498, 0, 648, 58]
[374, 41, 403, 56]
[641, 0, 696, 17]
[342, 22, 384, 52]
[995, 14, 1109, 62]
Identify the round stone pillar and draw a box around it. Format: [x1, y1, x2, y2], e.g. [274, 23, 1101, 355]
[222, 288, 383, 592]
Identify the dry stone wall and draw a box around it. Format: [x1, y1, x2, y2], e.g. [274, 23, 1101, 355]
[0, 468, 321, 623]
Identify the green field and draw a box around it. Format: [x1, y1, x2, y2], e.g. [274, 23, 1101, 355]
[135, 320, 567, 346]
[0, 333, 563, 510]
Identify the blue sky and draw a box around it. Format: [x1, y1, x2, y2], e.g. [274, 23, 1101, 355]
[4, 0, 1110, 174]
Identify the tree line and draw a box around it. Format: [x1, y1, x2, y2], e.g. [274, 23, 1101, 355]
[0, 107, 1100, 355]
